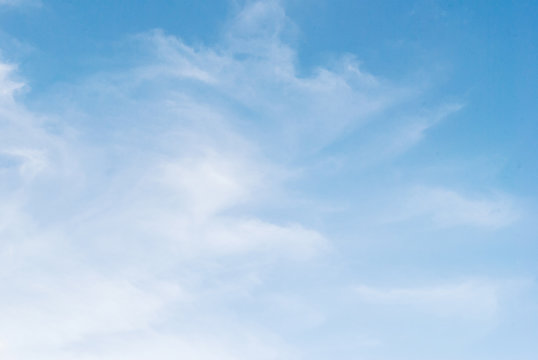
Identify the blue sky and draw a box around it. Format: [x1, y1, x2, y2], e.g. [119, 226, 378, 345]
[0, 0, 537, 359]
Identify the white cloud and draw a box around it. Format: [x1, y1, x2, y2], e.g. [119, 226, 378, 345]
[1, 148, 49, 178]
[349, 103, 464, 167]
[385, 103, 463, 155]
[122, 19, 402, 158]
[354, 279, 501, 319]
[0, 62, 24, 103]
[0, 276, 183, 349]
[0, 3, 343, 356]
[155, 152, 259, 219]
[203, 218, 328, 259]
[0, 1, 524, 359]
[399, 186, 519, 228]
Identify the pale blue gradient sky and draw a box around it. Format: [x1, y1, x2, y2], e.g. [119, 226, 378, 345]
[0, 1, 537, 359]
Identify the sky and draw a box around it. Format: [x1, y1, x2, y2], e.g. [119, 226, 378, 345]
[0, 0, 537, 359]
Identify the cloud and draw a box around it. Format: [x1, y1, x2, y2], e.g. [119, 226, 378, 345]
[0, 2, 347, 357]
[118, 22, 402, 159]
[354, 279, 501, 319]
[383, 103, 463, 155]
[0, 62, 24, 102]
[0, 1, 524, 359]
[397, 186, 519, 228]
[0, 276, 183, 348]
[350, 102, 463, 167]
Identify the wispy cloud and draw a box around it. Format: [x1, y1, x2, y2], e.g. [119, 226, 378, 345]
[354, 279, 501, 319]
[0, 2, 350, 357]
[350, 103, 464, 167]
[0, 62, 24, 102]
[391, 186, 519, 229]
[0, 1, 529, 359]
